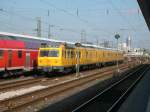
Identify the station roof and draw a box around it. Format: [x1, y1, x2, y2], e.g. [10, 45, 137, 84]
[137, 0, 150, 30]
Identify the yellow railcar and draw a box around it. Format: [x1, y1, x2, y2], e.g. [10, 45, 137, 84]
[38, 43, 124, 72]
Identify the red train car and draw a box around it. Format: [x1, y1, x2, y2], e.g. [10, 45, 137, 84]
[0, 40, 25, 70]
[0, 32, 41, 76]
[0, 39, 38, 76]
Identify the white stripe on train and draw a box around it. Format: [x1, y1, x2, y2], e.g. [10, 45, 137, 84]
[0, 48, 38, 52]
[0, 66, 34, 72]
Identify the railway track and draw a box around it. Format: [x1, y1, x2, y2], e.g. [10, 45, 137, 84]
[0, 77, 47, 92]
[0, 64, 128, 93]
[0, 64, 129, 112]
[72, 64, 150, 112]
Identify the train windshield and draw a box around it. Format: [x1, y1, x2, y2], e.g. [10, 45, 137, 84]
[49, 50, 59, 57]
[40, 50, 49, 57]
[40, 50, 59, 57]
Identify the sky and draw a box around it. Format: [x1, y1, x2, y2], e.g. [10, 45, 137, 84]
[0, 0, 150, 49]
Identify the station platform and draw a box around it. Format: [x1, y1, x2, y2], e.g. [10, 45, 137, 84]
[117, 68, 150, 112]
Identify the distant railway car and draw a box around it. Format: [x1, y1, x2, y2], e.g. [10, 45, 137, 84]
[38, 43, 124, 72]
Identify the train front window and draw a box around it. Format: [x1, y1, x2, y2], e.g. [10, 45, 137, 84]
[40, 50, 49, 57]
[49, 50, 59, 57]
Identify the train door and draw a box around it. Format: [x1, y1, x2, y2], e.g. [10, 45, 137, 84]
[25, 53, 30, 70]
[8, 50, 12, 67]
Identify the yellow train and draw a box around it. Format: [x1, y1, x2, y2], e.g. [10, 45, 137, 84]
[38, 43, 124, 72]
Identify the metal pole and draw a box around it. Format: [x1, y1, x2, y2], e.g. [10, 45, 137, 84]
[115, 34, 120, 73]
[76, 48, 78, 76]
[48, 24, 51, 39]
[117, 38, 119, 72]
[77, 48, 80, 75]
[76, 47, 79, 76]
[37, 17, 41, 37]
[75, 43, 81, 77]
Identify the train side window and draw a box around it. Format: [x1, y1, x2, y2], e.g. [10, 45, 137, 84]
[18, 50, 22, 58]
[0, 50, 4, 58]
[71, 50, 74, 58]
[63, 50, 65, 58]
[68, 50, 70, 58]
[73, 51, 75, 58]
[70, 50, 72, 58]
[66, 50, 70, 58]
[67, 50, 69, 58]
[63, 50, 66, 58]
[65, 50, 67, 58]
[68, 50, 71, 58]
[64, 50, 66, 58]
[86, 51, 88, 58]
[79, 52, 81, 58]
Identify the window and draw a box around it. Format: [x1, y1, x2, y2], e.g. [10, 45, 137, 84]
[49, 50, 59, 57]
[65, 49, 73, 58]
[63, 50, 66, 58]
[18, 50, 22, 58]
[40, 50, 59, 57]
[68, 50, 71, 58]
[71, 50, 75, 58]
[0, 50, 4, 58]
[66, 50, 68, 58]
[79, 51, 81, 58]
[103, 52, 105, 57]
[40, 50, 49, 57]
[86, 51, 88, 58]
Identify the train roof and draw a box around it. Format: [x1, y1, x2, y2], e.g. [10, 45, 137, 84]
[0, 31, 67, 43]
[0, 31, 122, 52]
[81, 43, 122, 52]
[0, 31, 76, 48]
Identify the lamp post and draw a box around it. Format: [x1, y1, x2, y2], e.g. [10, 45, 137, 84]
[75, 42, 81, 76]
[115, 34, 120, 72]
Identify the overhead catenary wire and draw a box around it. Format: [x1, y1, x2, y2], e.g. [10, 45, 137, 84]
[0, 6, 112, 40]
[107, 0, 137, 33]
[0, 8, 83, 36]
[1, 0, 143, 45]
[0, 0, 116, 38]
[39, 0, 112, 36]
